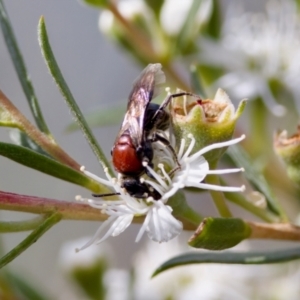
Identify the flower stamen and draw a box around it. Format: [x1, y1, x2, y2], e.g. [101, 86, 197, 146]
[182, 133, 196, 159]
[189, 134, 246, 161]
[144, 164, 169, 190]
[177, 138, 186, 159]
[81, 166, 115, 187]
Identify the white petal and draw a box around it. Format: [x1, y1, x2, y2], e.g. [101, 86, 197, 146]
[77, 216, 118, 251]
[145, 201, 183, 242]
[206, 168, 244, 175]
[95, 214, 134, 244]
[135, 209, 152, 243]
[77, 214, 134, 251]
[111, 214, 134, 236]
[189, 135, 245, 161]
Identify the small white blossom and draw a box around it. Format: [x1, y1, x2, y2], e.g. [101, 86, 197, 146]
[77, 135, 245, 250]
[160, 0, 213, 35]
[99, 0, 150, 34]
[77, 168, 182, 250]
[200, 0, 300, 116]
[104, 269, 131, 300]
[59, 237, 112, 270]
[145, 134, 245, 202]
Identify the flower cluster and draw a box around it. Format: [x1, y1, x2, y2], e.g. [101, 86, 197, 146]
[76, 133, 245, 251]
[98, 0, 213, 61]
[200, 0, 300, 116]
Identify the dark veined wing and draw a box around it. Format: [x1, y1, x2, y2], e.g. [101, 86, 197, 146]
[121, 63, 165, 146]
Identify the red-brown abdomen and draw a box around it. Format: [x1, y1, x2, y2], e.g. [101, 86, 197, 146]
[112, 135, 144, 175]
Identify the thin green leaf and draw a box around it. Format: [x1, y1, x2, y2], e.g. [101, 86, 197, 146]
[0, 90, 81, 170]
[66, 104, 126, 132]
[204, 0, 222, 39]
[0, 142, 106, 193]
[226, 144, 287, 219]
[72, 259, 107, 300]
[4, 271, 51, 300]
[221, 179, 279, 223]
[0, 216, 45, 233]
[0, 213, 61, 269]
[10, 130, 51, 157]
[0, 0, 50, 135]
[153, 246, 300, 276]
[38, 17, 114, 177]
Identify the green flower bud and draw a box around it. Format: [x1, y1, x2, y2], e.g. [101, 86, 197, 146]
[188, 217, 251, 250]
[274, 128, 300, 186]
[171, 88, 246, 164]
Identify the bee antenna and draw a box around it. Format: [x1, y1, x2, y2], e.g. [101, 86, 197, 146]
[92, 192, 121, 197]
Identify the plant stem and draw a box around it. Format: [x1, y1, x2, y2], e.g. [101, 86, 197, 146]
[206, 164, 232, 217]
[179, 205, 203, 226]
[221, 179, 279, 223]
[164, 64, 191, 91]
[0, 90, 81, 170]
[248, 222, 300, 241]
[0, 212, 61, 269]
[1, 191, 300, 242]
[0, 216, 46, 233]
[168, 191, 203, 227]
[0, 191, 107, 221]
[248, 98, 269, 157]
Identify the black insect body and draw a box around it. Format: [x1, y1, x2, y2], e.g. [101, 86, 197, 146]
[110, 63, 199, 200]
[111, 64, 165, 199]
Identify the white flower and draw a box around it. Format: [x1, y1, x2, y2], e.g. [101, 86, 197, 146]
[200, 0, 300, 116]
[160, 0, 213, 36]
[99, 0, 150, 34]
[145, 133, 245, 202]
[132, 238, 250, 300]
[59, 237, 113, 270]
[76, 169, 183, 250]
[104, 269, 131, 300]
[77, 135, 245, 250]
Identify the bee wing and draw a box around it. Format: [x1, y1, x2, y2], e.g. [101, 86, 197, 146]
[124, 63, 165, 146]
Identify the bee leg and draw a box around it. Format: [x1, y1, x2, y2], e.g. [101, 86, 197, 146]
[138, 140, 154, 172]
[151, 91, 201, 126]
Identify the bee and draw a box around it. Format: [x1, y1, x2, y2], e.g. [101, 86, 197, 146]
[96, 64, 199, 200]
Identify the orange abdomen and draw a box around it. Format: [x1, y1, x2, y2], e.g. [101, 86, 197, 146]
[112, 135, 144, 175]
